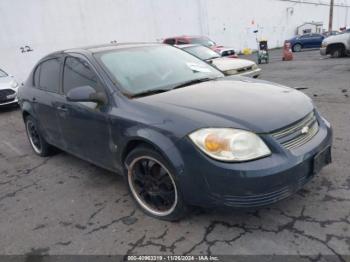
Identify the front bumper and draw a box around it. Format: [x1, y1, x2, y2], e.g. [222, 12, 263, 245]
[237, 68, 261, 78]
[174, 115, 332, 208]
[320, 47, 327, 56]
[0, 93, 18, 106]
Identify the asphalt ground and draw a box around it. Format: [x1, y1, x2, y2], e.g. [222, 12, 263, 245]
[0, 49, 349, 261]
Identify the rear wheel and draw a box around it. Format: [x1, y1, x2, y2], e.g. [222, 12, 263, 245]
[125, 146, 187, 221]
[293, 44, 302, 52]
[25, 115, 53, 156]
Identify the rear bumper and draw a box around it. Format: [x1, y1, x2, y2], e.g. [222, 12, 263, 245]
[174, 115, 332, 208]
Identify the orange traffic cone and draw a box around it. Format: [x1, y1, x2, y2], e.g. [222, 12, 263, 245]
[283, 42, 293, 61]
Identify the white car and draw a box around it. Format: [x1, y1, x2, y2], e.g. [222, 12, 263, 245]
[178, 44, 261, 78]
[0, 68, 19, 106]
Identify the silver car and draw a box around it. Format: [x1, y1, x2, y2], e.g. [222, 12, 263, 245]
[178, 45, 261, 78]
[0, 68, 19, 106]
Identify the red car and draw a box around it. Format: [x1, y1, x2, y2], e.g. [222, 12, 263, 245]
[163, 35, 237, 58]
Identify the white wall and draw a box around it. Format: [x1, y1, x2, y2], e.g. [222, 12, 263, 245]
[0, 0, 349, 82]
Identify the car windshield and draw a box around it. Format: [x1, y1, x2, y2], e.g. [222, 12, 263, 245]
[183, 45, 220, 60]
[190, 37, 216, 47]
[95, 45, 223, 96]
[0, 69, 8, 77]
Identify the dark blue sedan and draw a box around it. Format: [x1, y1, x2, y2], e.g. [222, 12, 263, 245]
[287, 33, 325, 52]
[18, 43, 332, 220]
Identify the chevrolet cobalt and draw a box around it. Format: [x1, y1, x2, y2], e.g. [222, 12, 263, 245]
[18, 43, 332, 220]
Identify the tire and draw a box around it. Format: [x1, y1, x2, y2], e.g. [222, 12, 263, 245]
[124, 146, 188, 221]
[330, 47, 344, 58]
[24, 115, 53, 157]
[292, 44, 302, 52]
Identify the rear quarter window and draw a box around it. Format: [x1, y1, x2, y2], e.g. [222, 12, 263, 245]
[33, 65, 41, 87]
[39, 58, 61, 93]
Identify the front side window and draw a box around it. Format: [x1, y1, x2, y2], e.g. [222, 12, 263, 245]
[183, 46, 220, 60]
[0, 69, 8, 78]
[39, 59, 60, 93]
[63, 57, 103, 95]
[95, 45, 223, 96]
[190, 37, 216, 47]
[300, 34, 311, 39]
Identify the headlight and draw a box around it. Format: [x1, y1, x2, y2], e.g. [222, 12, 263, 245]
[189, 128, 271, 162]
[252, 64, 258, 70]
[224, 69, 238, 75]
[10, 80, 19, 89]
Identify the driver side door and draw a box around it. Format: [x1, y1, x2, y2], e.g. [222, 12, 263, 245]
[57, 54, 114, 169]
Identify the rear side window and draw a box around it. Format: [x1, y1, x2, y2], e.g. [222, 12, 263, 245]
[33, 66, 41, 87]
[39, 59, 61, 93]
[63, 56, 103, 95]
[164, 38, 176, 45]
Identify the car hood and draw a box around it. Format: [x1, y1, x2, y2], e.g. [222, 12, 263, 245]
[211, 58, 255, 72]
[287, 36, 298, 42]
[136, 77, 314, 133]
[0, 76, 13, 89]
[323, 32, 350, 43]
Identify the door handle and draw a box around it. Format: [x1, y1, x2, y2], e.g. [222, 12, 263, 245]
[32, 97, 37, 103]
[57, 105, 68, 112]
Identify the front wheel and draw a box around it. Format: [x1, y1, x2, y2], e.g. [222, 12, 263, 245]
[293, 44, 302, 52]
[125, 146, 188, 221]
[330, 47, 344, 58]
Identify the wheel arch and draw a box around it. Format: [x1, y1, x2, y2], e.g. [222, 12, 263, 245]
[326, 43, 346, 54]
[119, 130, 185, 177]
[21, 101, 35, 120]
[292, 42, 303, 49]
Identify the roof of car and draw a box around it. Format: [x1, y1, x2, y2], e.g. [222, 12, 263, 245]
[63, 42, 162, 54]
[164, 35, 208, 39]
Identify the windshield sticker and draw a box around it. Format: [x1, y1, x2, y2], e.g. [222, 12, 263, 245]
[186, 62, 211, 73]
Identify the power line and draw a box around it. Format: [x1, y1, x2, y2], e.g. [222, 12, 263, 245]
[277, 0, 350, 8]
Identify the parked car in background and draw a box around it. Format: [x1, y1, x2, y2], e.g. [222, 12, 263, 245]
[179, 44, 261, 78]
[320, 30, 350, 58]
[286, 33, 325, 52]
[322, 31, 340, 37]
[163, 35, 237, 57]
[0, 68, 19, 106]
[19, 43, 332, 220]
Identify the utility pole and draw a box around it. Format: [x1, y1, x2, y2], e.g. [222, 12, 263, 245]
[328, 0, 334, 32]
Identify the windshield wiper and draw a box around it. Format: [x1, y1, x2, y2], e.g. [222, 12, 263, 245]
[131, 77, 219, 98]
[170, 77, 218, 90]
[131, 89, 169, 98]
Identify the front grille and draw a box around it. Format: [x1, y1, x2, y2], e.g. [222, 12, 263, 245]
[214, 174, 311, 207]
[272, 111, 319, 150]
[0, 89, 16, 103]
[237, 66, 253, 73]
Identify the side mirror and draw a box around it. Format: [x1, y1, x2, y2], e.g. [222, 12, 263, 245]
[66, 85, 107, 104]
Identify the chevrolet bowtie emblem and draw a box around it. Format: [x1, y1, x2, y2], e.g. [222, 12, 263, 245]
[301, 126, 309, 134]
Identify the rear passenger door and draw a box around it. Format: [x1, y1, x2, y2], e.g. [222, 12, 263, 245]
[57, 54, 113, 169]
[32, 57, 65, 148]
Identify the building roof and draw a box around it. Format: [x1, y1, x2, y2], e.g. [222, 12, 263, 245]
[297, 22, 323, 28]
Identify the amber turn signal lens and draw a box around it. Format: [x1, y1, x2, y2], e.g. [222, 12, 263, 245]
[204, 134, 228, 152]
